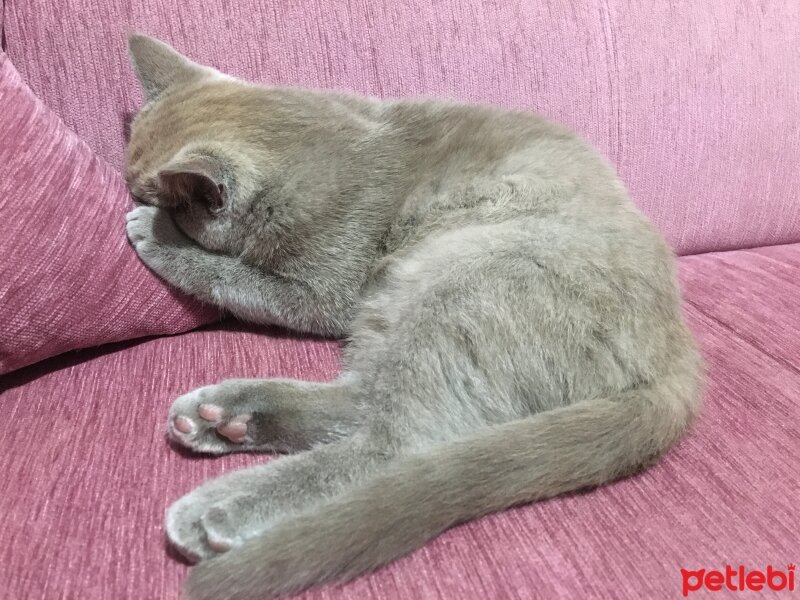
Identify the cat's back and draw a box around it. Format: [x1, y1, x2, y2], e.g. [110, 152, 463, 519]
[378, 97, 660, 264]
[371, 96, 684, 358]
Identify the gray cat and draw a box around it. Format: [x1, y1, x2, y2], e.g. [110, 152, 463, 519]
[124, 34, 701, 600]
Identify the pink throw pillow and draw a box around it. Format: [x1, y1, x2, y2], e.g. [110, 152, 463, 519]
[0, 53, 217, 374]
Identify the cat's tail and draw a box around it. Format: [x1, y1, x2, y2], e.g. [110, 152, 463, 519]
[184, 376, 699, 600]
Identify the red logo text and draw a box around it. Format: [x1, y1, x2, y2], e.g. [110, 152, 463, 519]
[681, 565, 795, 596]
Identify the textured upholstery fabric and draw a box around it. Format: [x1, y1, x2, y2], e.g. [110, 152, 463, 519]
[1, 245, 798, 600]
[4, 0, 800, 255]
[2, 2, 797, 598]
[0, 53, 216, 375]
[678, 243, 800, 368]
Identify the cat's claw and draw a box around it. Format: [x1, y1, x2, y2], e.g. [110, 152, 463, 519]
[169, 385, 254, 453]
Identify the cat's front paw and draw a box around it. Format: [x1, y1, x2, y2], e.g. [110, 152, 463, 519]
[125, 205, 187, 277]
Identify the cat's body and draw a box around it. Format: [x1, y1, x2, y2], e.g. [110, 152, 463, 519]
[125, 35, 701, 600]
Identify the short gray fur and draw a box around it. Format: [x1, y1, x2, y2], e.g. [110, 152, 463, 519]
[124, 34, 701, 600]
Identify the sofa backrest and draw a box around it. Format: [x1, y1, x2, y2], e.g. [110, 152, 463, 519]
[4, 0, 799, 255]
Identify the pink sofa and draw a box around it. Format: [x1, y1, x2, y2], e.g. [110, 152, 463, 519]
[2, 1, 798, 598]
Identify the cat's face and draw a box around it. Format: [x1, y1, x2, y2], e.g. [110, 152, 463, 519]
[126, 34, 375, 267]
[126, 35, 268, 256]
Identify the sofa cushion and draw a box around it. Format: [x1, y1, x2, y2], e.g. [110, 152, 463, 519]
[678, 243, 800, 368]
[0, 53, 216, 374]
[1, 245, 797, 599]
[4, 1, 800, 255]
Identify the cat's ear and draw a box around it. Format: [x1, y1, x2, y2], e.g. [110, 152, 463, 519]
[157, 152, 226, 213]
[128, 33, 208, 102]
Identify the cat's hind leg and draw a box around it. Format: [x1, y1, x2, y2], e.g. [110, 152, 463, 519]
[168, 377, 361, 454]
[166, 429, 391, 561]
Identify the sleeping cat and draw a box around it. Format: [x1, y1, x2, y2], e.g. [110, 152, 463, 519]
[124, 34, 701, 600]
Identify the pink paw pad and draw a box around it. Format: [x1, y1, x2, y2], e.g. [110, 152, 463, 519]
[174, 416, 195, 434]
[207, 536, 233, 553]
[198, 404, 223, 422]
[216, 416, 251, 444]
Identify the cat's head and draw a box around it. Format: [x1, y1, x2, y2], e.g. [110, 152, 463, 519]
[125, 34, 274, 256]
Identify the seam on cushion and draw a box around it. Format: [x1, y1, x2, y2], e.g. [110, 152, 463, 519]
[683, 297, 800, 377]
[0, 320, 243, 393]
[679, 239, 800, 259]
[1, 0, 5, 52]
